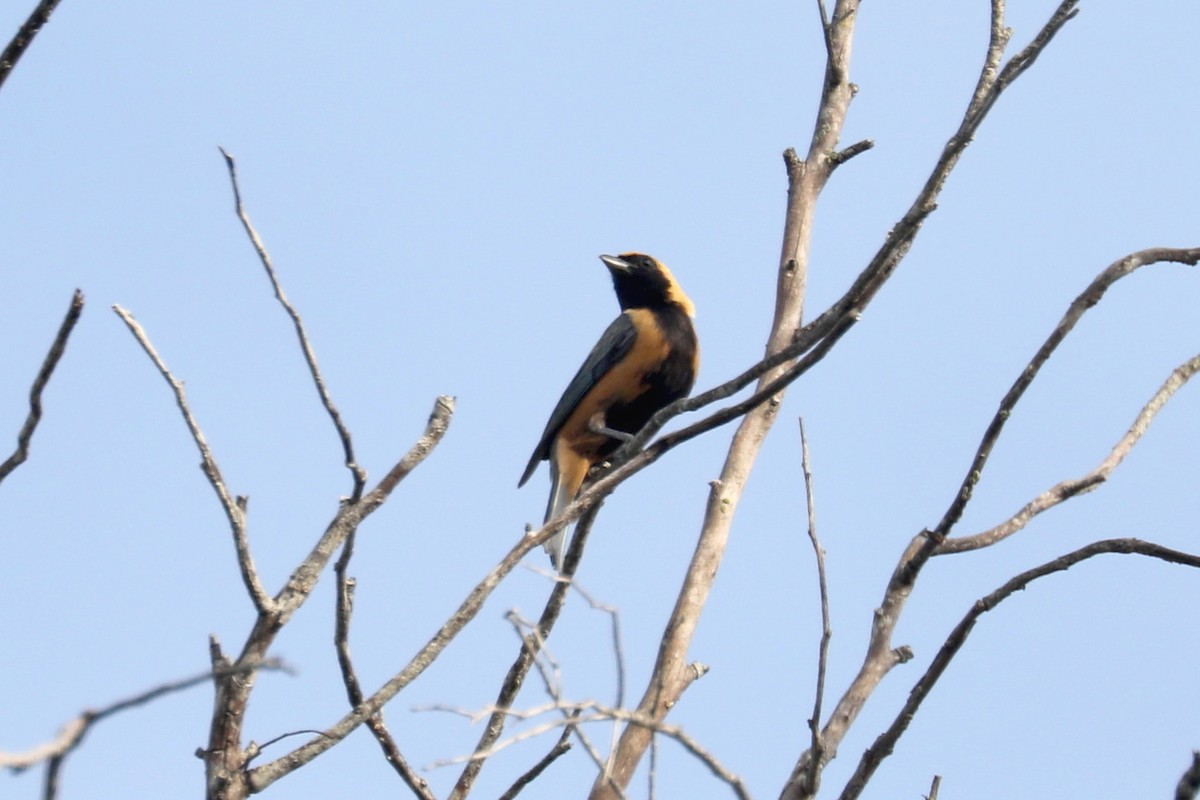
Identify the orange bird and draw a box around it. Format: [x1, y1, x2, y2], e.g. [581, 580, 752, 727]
[519, 253, 699, 570]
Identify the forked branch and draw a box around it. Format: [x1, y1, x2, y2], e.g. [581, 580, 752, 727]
[838, 539, 1200, 799]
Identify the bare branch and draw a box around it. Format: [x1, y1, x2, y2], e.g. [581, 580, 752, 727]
[837, 538, 1200, 800]
[111, 304, 272, 614]
[828, 138, 874, 170]
[273, 395, 455, 618]
[926, 775, 942, 800]
[496, 711, 578, 800]
[449, 505, 603, 799]
[0, 659, 290, 774]
[246, 480, 571, 796]
[333, 530, 433, 799]
[0, 289, 83, 485]
[218, 147, 367, 501]
[778, 6, 1085, 798]
[940, 349, 1200, 554]
[594, 0, 865, 787]
[934, 246, 1200, 542]
[1177, 751, 1200, 800]
[505, 604, 618, 788]
[798, 419, 831, 799]
[0, 0, 62, 94]
[432, 702, 747, 800]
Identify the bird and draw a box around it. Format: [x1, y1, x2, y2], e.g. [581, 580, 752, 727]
[519, 253, 699, 571]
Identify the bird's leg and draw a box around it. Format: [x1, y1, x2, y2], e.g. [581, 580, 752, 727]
[587, 412, 635, 443]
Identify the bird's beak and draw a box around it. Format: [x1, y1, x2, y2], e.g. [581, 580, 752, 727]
[600, 254, 632, 273]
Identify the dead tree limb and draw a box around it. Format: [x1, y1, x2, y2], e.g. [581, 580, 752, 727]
[0, 289, 83, 485]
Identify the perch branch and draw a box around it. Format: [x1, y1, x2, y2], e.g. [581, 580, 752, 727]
[1, 289, 83, 484]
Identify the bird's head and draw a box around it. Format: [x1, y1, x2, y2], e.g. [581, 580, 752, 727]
[600, 253, 695, 317]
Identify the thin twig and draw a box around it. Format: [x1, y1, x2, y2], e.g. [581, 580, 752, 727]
[333, 530, 433, 799]
[246, 482, 574, 795]
[798, 419, 831, 798]
[0, 289, 83, 484]
[111, 304, 272, 614]
[570, 579, 628, 772]
[940, 349, 1200, 554]
[496, 711, 578, 800]
[0, 0, 62, 94]
[0, 659, 290, 773]
[926, 775, 942, 800]
[505, 605, 617, 790]
[449, 505, 603, 799]
[934, 246, 1200, 542]
[837, 538, 1200, 800]
[218, 147, 367, 501]
[429, 702, 749, 800]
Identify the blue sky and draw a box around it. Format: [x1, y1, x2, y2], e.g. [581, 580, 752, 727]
[2, 2, 1198, 798]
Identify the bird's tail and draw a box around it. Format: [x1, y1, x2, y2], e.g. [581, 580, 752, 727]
[543, 461, 574, 572]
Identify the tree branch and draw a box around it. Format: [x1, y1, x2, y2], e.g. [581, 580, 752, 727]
[448, 504, 602, 799]
[496, 711, 578, 800]
[333, 530, 433, 799]
[0, 658, 289, 791]
[0, 289, 83, 485]
[940, 348, 1200, 554]
[778, 4, 1083, 798]
[219, 147, 367, 501]
[934, 246, 1200, 543]
[837, 538, 1200, 800]
[111, 304, 272, 615]
[0, 0, 62, 94]
[798, 419, 831, 799]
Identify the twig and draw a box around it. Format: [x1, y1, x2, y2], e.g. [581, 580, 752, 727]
[837, 538, 1200, 800]
[449, 505, 602, 799]
[429, 702, 747, 800]
[333, 530, 433, 799]
[940, 349, 1200, 554]
[926, 775, 942, 800]
[111, 304, 272, 614]
[798, 419, 831, 798]
[496, 711, 578, 800]
[0, 289, 83, 484]
[1177, 751, 1200, 800]
[505, 604, 616, 789]
[0, 659, 290, 777]
[0, 0, 62, 94]
[570, 579, 628, 772]
[218, 147, 367, 501]
[934, 246, 1200, 543]
[245, 473, 568, 795]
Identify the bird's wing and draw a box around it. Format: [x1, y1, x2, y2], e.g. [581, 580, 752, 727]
[518, 312, 638, 486]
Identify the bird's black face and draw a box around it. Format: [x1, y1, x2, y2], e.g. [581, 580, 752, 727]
[601, 253, 675, 310]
